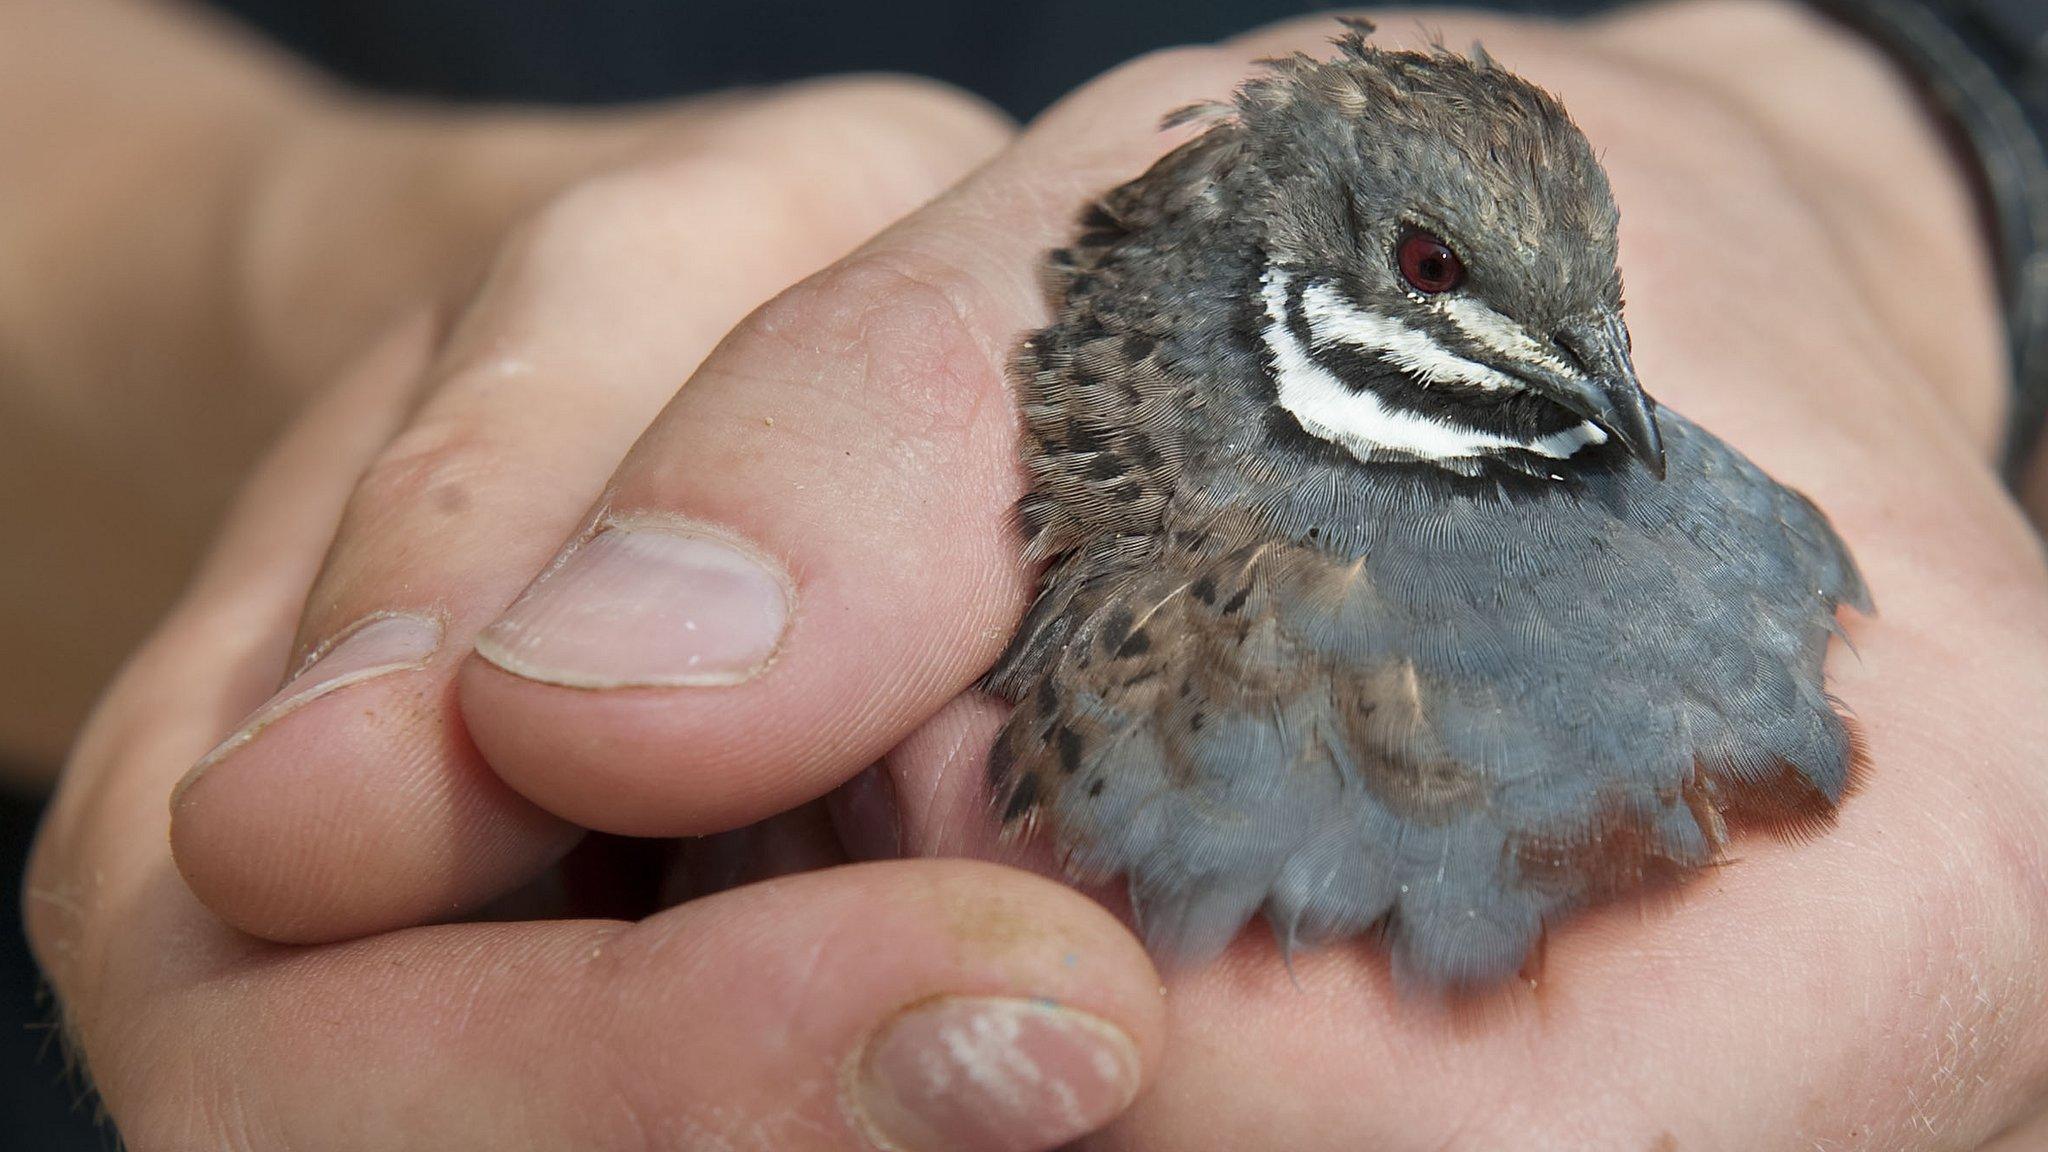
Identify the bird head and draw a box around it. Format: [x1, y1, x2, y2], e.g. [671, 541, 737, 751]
[1231, 24, 1663, 479]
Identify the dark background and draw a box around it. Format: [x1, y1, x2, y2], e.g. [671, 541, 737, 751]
[4, 1, 1609, 1147]
[201, 0, 1601, 121]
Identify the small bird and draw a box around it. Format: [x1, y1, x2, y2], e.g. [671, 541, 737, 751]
[985, 21, 1869, 990]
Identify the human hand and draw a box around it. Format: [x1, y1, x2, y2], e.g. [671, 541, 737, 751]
[59, 2, 2048, 1149]
[26, 79, 1175, 1152]
[2, 0, 1007, 770]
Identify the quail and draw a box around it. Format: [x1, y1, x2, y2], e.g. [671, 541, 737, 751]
[984, 21, 1870, 990]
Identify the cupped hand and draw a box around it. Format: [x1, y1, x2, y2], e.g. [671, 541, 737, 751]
[26, 80, 1171, 1152]
[75, 2, 2048, 1149]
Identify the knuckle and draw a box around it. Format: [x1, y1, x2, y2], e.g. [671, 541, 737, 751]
[760, 248, 983, 344]
[349, 417, 504, 524]
[778, 72, 1008, 138]
[517, 167, 686, 255]
[335, 413, 559, 572]
[734, 248, 1008, 441]
[645, 151, 825, 229]
[510, 154, 812, 274]
[317, 402, 592, 619]
[512, 154, 823, 276]
[773, 74, 1012, 167]
[495, 84, 1009, 295]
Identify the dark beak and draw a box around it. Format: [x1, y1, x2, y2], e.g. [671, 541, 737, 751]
[1546, 314, 1665, 479]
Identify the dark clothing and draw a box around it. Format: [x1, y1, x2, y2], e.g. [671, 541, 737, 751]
[202, 0, 1612, 118]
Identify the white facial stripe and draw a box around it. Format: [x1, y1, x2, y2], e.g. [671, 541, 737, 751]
[1442, 296, 1575, 375]
[1526, 419, 1607, 456]
[1260, 270, 1606, 466]
[1298, 282, 1519, 392]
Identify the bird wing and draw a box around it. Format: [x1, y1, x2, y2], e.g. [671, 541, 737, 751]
[988, 537, 1655, 987]
[987, 418, 1868, 988]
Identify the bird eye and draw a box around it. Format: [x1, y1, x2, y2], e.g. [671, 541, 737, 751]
[1396, 231, 1465, 294]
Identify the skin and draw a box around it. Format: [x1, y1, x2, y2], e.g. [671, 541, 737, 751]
[0, 0, 1000, 773]
[16, 0, 2048, 1149]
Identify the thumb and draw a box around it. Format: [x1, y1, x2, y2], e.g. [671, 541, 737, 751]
[459, 46, 1245, 834]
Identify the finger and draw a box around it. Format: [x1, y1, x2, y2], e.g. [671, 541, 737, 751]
[168, 80, 1014, 943]
[457, 44, 1277, 836]
[90, 862, 1163, 1152]
[28, 306, 437, 1030]
[32, 314, 1164, 1152]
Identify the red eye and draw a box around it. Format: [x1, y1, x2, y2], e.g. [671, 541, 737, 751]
[1397, 231, 1465, 294]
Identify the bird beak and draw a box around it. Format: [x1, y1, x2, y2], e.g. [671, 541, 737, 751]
[1544, 314, 1665, 479]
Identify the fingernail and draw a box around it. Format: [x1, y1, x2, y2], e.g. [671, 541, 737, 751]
[475, 517, 791, 688]
[178, 612, 442, 796]
[849, 996, 1141, 1152]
